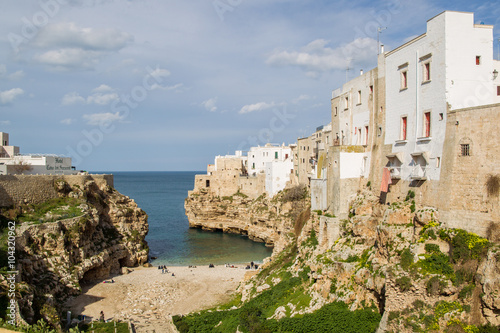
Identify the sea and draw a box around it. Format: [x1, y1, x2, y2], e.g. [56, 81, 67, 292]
[111, 171, 273, 266]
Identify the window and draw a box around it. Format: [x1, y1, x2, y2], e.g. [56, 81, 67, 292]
[370, 85, 374, 93]
[439, 113, 444, 121]
[357, 90, 362, 105]
[345, 96, 349, 109]
[275, 151, 278, 159]
[378, 127, 382, 137]
[364, 126, 369, 145]
[252, 163, 255, 169]
[424, 112, 431, 137]
[424, 62, 431, 81]
[436, 157, 441, 168]
[357, 128, 361, 145]
[400, 116, 407, 140]
[334, 107, 338, 116]
[285, 154, 289, 159]
[497, 86, 500, 96]
[461, 144, 470, 156]
[476, 56, 481, 65]
[401, 70, 408, 89]
[206, 180, 210, 188]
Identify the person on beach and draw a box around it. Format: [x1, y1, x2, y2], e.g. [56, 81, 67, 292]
[99, 311, 104, 322]
[251, 261, 254, 269]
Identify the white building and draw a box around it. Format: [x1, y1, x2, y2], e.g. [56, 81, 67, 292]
[384, 11, 500, 182]
[0, 132, 76, 175]
[247, 144, 292, 176]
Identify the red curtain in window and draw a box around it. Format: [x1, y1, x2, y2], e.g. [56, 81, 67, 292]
[402, 117, 407, 140]
[424, 113, 431, 137]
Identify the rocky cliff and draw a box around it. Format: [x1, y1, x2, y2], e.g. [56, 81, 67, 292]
[184, 186, 309, 253]
[181, 186, 500, 332]
[1, 177, 148, 326]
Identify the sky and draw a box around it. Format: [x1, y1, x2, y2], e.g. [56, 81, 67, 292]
[0, 0, 499, 171]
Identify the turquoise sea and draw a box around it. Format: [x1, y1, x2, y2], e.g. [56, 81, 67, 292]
[111, 171, 273, 266]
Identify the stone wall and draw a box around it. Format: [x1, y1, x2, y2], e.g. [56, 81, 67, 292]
[383, 103, 500, 238]
[0, 174, 113, 207]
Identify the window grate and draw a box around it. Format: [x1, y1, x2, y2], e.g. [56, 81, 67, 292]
[461, 144, 470, 156]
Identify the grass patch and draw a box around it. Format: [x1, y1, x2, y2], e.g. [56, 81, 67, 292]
[16, 197, 85, 223]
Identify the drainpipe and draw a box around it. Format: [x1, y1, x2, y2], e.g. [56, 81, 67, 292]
[415, 50, 419, 143]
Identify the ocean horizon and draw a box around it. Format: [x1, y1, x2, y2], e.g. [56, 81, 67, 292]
[108, 171, 273, 266]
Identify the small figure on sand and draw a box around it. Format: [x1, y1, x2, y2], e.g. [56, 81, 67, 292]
[99, 311, 104, 322]
[251, 261, 254, 269]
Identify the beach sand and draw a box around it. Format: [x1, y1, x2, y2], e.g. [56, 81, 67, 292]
[65, 265, 257, 333]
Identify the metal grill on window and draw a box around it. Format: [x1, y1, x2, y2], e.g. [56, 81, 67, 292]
[461, 144, 470, 156]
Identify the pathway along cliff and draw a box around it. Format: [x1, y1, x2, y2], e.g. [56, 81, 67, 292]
[0, 175, 148, 328]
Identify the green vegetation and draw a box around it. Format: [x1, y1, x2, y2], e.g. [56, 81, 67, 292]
[395, 276, 412, 292]
[458, 284, 475, 299]
[79, 321, 129, 333]
[426, 276, 446, 295]
[451, 229, 489, 262]
[405, 190, 415, 201]
[302, 229, 318, 248]
[400, 247, 414, 271]
[16, 197, 85, 223]
[174, 297, 381, 333]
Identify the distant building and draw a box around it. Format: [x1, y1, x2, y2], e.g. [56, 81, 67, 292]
[0, 132, 76, 175]
[192, 144, 294, 199]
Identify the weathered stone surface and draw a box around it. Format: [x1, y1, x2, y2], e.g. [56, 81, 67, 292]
[11, 176, 148, 324]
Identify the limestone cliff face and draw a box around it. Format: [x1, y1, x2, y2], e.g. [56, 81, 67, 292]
[12, 178, 148, 324]
[184, 187, 309, 253]
[229, 189, 500, 331]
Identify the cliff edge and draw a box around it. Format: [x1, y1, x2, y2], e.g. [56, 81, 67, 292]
[0, 176, 148, 326]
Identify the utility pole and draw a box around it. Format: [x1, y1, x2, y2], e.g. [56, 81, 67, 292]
[378, 27, 387, 55]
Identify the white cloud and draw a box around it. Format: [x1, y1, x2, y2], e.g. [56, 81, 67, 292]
[0, 88, 24, 105]
[8, 70, 24, 80]
[35, 48, 102, 70]
[35, 22, 133, 51]
[150, 83, 184, 92]
[92, 84, 114, 93]
[292, 94, 312, 104]
[83, 112, 125, 126]
[202, 97, 218, 112]
[266, 38, 377, 76]
[60, 118, 75, 125]
[0, 120, 11, 125]
[61, 92, 86, 106]
[86, 92, 119, 105]
[0, 65, 24, 80]
[239, 101, 276, 114]
[62, 88, 118, 106]
[149, 68, 171, 79]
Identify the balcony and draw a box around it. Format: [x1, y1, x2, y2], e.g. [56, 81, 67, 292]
[389, 167, 402, 179]
[410, 165, 427, 180]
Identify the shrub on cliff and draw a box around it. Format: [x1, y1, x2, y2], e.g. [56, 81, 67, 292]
[282, 185, 308, 203]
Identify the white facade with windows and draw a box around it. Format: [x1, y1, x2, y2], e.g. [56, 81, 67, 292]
[0, 132, 76, 175]
[384, 11, 500, 182]
[247, 144, 292, 176]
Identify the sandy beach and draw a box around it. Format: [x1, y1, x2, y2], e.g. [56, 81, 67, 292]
[65, 265, 257, 333]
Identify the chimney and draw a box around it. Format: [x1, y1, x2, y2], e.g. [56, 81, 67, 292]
[380, 44, 385, 53]
[360, 69, 364, 76]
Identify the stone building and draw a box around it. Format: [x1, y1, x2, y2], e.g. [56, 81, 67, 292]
[325, 11, 500, 237]
[0, 132, 76, 175]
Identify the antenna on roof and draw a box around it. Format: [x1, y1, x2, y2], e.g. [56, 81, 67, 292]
[377, 27, 387, 55]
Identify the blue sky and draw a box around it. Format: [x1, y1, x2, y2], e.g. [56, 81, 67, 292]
[0, 0, 499, 171]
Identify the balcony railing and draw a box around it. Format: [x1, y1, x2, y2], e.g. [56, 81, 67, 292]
[410, 165, 427, 180]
